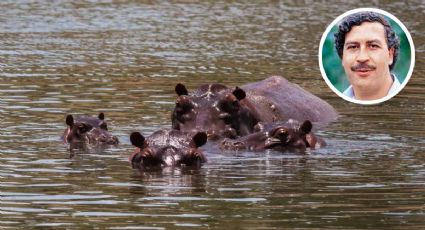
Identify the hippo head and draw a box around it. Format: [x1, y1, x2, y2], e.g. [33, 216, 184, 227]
[129, 131, 208, 169]
[220, 120, 317, 152]
[264, 120, 313, 150]
[172, 83, 258, 139]
[63, 113, 118, 145]
[85, 127, 119, 145]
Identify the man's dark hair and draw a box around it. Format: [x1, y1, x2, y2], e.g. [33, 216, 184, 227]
[334, 11, 399, 70]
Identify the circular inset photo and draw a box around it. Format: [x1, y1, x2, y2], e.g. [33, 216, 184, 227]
[319, 8, 415, 105]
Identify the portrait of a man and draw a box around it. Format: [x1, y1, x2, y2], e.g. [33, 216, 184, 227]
[319, 8, 414, 104]
[334, 11, 400, 101]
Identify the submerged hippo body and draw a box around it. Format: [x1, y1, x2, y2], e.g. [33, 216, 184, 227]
[172, 76, 337, 139]
[62, 113, 119, 146]
[129, 130, 208, 170]
[242, 76, 338, 123]
[220, 119, 326, 152]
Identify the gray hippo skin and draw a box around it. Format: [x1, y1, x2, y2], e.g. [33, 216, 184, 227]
[220, 119, 326, 152]
[62, 113, 119, 145]
[172, 76, 337, 139]
[172, 83, 258, 139]
[241, 76, 338, 123]
[129, 130, 207, 170]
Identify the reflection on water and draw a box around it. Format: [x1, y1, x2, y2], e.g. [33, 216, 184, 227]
[1, 1, 425, 229]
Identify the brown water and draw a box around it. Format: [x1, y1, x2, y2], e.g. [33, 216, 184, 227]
[1, 1, 425, 229]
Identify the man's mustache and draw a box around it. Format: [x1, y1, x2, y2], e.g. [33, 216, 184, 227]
[351, 63, 376, 72]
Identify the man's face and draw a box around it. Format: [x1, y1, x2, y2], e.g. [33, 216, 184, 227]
[342, 22, 394, 92]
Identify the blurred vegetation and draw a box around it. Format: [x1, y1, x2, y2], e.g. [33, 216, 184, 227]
[322, 16, 412, 92]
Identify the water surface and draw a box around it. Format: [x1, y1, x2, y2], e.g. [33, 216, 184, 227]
[1, 1, 425, 229]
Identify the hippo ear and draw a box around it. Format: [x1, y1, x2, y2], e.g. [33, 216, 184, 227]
[232, 87, 246, 101]
[175, 83, 188, 96]
[98, 112, 105, 120]
[130, 132, 146, 148]
[66, 115, 74, 127]
[300, 120, 312, 134]
[192, 132, 208, 147]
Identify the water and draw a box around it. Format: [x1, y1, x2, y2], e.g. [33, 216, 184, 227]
[1, 1, 425, 229]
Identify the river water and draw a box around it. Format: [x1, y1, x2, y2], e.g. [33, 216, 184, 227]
[1, 1, 424, 229]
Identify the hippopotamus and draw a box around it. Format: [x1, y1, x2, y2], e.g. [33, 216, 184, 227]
[219, 119, 326, 152]
[129, 130, 208, 169]
[172, 83, 258, 139]
[172, 76, 337, 139]
[62, 113, 119, 145]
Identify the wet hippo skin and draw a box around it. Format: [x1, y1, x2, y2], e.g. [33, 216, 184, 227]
[172, 76, 337, 139]
[62, 113, 119, 145]
[220, 119, 326, 152]
[172, 83, 259, 139]
[241, 76, 338, 123]
[129, 130, 208, 169]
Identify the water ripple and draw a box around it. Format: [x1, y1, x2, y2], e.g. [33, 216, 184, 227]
[0, 1, 424, 229]
[1, 194, 115, 201]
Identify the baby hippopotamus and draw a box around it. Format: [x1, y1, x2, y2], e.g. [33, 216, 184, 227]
[62, 113, 119, 145]
[129, 130, 208, 169]
[219, 119, 325, 152]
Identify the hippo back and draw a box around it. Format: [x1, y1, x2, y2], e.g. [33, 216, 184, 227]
[241, 76, 338, 124]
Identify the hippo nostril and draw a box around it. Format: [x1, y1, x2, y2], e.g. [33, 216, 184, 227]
[163, 155, 175, 166]
[162, 147, 180, 166]
[223, 127, 237, 139]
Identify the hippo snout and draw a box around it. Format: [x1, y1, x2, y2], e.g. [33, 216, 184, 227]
[161, 147, 181, 166]
[86, 128, 119, 145]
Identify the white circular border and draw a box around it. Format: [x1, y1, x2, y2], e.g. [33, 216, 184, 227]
[318, 8, 415, 105]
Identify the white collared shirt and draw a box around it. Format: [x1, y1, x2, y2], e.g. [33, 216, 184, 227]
[343, 74, 401, 99]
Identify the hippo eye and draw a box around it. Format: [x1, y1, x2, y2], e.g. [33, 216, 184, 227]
[219, 97, 239, 113]
[77, 124, 92, 133]
[278, 131, 288, 139]
[100, 122, 108, 130]
[273, 128, 289, 142]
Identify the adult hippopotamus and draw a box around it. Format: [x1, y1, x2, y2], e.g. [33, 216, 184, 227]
[172, 76, 337, 139]
[129, 130, 207, 170]
[220, 119, 326, 152]
[62, 113, 119, 145]
[172, 83, 258, 139]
